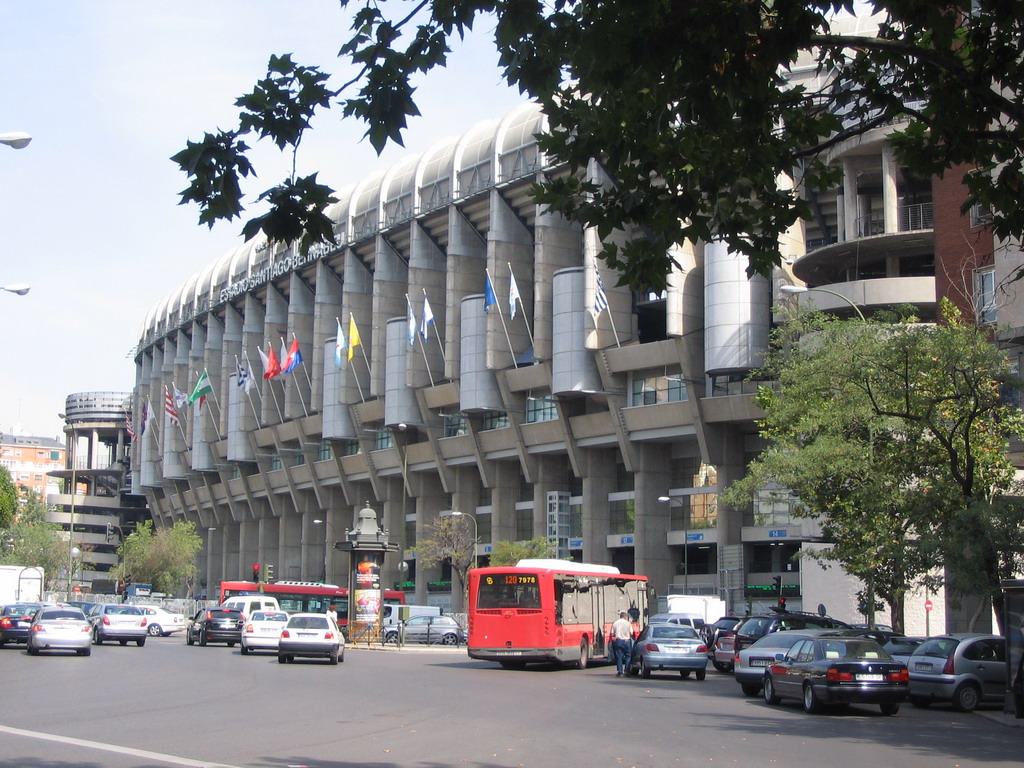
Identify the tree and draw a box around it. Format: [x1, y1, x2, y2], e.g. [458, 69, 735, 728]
[175, 2, 1024, 289]
[118, 521, 204, 597]
[488, 537, 557, 567]
[722, 300, 1024, 632]
[414, 514, 477, 601]
[0, 517, 68, 592]
[0, 467, 16, 528]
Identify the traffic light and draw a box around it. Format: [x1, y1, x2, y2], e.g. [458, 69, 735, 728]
[265, 563, 275, 582]
[772, 575, 782, 594]
[252, 563, 261, 582]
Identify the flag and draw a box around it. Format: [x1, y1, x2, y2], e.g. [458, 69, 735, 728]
[484, 273, 497, 312]
[260, 345, 281, 379]
[279, 338, 290, 372]
[125, 407, 136, 441]
[172, 385, 189, 410]
[236, 360, 253, 393]
[420, 293, 435, 341]
[140, 400, 150, 436]
[594, 273, 610, 315]
[509, 267, 521, 320]
[283, 337, 302, 373]
[164, 386, 180, 428]
[335, 318, 345, 366]
[406, 296, 417, 346]
[189, 370, 214, 406]
[347, 315, 361, 361]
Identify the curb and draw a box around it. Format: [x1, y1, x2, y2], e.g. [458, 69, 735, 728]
[974, 709, 1024, 729]
[347, 643, 468, 654]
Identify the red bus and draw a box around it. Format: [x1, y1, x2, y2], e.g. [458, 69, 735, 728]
[467, 559, 651, 669]
[217, 581, 406, 623]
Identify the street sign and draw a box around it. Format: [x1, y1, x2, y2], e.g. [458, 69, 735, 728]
[73, 585, 81, 594]
[924, 599, 933, 612]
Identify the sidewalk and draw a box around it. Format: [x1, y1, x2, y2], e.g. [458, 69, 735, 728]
[347, 642, 468, 654]
[974, 708, 1024, 728]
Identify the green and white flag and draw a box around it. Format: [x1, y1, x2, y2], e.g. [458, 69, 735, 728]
[189, 371, 213, 405]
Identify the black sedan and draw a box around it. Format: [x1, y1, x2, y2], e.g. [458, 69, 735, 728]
[762, 636, 909, 715]
[186, 607, 244, 647]
[0, 603, 42, 646]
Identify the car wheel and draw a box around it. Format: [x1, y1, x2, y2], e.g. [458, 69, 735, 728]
[338, 648, 344, 663]
[763, 676, 780, 705]
[278, 654, 287, 664]
[909, 696, 930, 709]
[442, 633, 458, 646]
[240, 644, 249, 655]
[136, 638, 146, 647]
[329, 648, 339, 665]
[641, 658, 652, 679]
[741, 683, 762, 697]
[680, 670, 691, 679]
[93, 629, 103, 645]
[148, 624, 162, 637]
[802, 683, 822, 714]
[26, 642, 38, 656]
[80, 647, 91, 657]
[695, 669, 706, 681]
[952, 682, 981, 713]
[577, 640, 589, 670]
[119, 639, 128, 646]
[383, 632, 396, 644]
[186, 630, 195, 646]
[880, 702, 900, 716]
[227, 642, 235, 647]
[712, 660, 733, 673]
[199, 631, 208, 647]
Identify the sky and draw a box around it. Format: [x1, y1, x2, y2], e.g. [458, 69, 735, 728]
[0, 1, 525, 440]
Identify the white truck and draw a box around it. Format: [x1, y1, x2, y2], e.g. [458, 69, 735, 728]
[664, 594, 726, 623]
[0, 565, 45, 604]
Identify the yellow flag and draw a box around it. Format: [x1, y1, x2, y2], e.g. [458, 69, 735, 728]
[347, 314, 361, 361]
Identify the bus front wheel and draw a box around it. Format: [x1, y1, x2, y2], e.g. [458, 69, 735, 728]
[577, 640, 589, 669]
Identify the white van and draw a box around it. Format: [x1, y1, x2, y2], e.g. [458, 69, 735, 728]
[221, 595, 282, 620]
[381, 604, 441, 627]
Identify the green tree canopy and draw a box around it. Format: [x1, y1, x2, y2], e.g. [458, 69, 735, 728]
[487, 537, 557, 567]
[175, 1, 1024, 288]
[723, 300, 1024, 632]
[118, 520, 204, 597]
[0, 467, 16, 528]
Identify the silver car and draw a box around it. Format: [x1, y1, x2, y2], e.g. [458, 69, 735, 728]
[908, 633, 1006, 712]
[734, 629, 831, 696]
[87, 603, 149, 646]
[630, 623, 708, 680]
[26, 606, 92, 656]
[383, 615, 466, 645]
[278, 613, 345, 664]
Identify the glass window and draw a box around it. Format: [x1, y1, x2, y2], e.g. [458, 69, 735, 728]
[976, 267, 996, 325]
[476, 512, 491, 543]
[482, 411, 509, 430]
[318, 442, 333, 461]
[515, 509, 533, 540]
[476, 572, 542, 609]
[526, 396, 558, 423]
[443, 414, 468, 437]
[609, 499, 634, 535]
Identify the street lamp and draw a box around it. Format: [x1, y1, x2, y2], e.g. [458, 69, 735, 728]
[779, 284, 867, 321]
[313, 518, 333, 582]
[0, 132, 31, 149]
[1, 283, 30, 296]
[206, 527, 216, 601]
[659, 495, 690, 594]
[441, 510, 479, 569]
[59, 413, 79, 601]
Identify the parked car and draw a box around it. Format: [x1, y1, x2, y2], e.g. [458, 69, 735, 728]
[907, 634, 1006, 712]
[186, 607, 244, 647]
[278, 612, 344, 664]
[26, 605, 92, 656]
[734, 629, 831, 696]
[762, 635, 909, 715]
[629, 623, 708, 680]
[241, 609, 289, 654]
[714, 609, 849, 672]
[0, 602, 43, 646]
[702, 616, 742, 652]
[383, 615, 466, 645]
[137, 605, 186, 636]
[648, 613, 706, 633]
[87, 603, 148, 646]
[882, 636, 926, 666]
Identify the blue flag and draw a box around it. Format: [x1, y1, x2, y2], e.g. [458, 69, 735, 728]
[484, 273, 497, 312]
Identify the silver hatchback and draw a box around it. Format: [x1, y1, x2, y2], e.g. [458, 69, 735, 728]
[87, 603, 149, 647]
[26, 606, 92, 656]
[907, 633, 1006, 712]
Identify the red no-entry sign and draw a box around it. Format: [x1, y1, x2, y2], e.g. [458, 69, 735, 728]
[924, 599, 933, 612]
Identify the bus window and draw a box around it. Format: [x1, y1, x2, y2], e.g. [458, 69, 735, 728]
[477, 573, 542, 609]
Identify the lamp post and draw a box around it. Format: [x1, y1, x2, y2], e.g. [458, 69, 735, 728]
[59, 413, 79, 601]
[206, 527, 216, 601]
[779, 284, 867, 321]
[659, 495, 689, 594]
[1, 283, 30, 296]
[313, 518, 333, 582]
[0, 132, 31, 149]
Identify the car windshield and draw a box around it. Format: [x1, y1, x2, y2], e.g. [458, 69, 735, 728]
[914, 637, 959, 659]
[650, 625, 698, 639]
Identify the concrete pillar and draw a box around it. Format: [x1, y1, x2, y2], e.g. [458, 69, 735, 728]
[882, 145, 899, 234]
[842, 157, 858, 241]
[582, 449, 615, 565]
[632, 443, 674, 594]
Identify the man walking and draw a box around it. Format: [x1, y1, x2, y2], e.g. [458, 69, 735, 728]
[611, 610, 634, 677]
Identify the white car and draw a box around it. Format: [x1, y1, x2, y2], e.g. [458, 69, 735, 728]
[241, 610, 289, 654]
[137, 606, 186, 637]
[278, 612, 345, 664]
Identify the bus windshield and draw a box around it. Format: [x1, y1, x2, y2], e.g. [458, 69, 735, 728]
[476, 572, 542, 609]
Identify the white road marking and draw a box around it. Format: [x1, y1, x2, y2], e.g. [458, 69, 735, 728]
[0, 724, 246, 768]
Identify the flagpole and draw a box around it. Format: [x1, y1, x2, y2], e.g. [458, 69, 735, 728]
[509, 262, 535, 351]
[296, 334, 314, 402]
[348, 313, 367, 403]
[168, 387, 189, 446]
[237, 354, 263, 426]
[486, 268, 517, 363]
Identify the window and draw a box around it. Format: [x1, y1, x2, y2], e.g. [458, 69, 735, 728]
[338, 440, 360, 456]
[526, 396, 557, 423]
[482, 411, 509, 430]
[476, 512, 491, 543]
[975, 267, 996, 325]
[269, 456, 282, 471]
[443, 414, 468, 437]
[970, 202, 993, 228]
[318, 442, 333, 461]
[609, 499, 634, 535]
[515, 509, 533, 540]
[631, 377, 658, 406]
[630, 372, 690, 406]
[374, 430, 394, 450]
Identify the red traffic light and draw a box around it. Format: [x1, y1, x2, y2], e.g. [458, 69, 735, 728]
[253, 563, 260, 571]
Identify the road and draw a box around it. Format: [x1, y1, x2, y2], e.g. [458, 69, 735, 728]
[0, 636, 1019, 768]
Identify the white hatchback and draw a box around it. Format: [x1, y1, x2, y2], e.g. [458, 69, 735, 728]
[241, 610, 289, 654]
[278, 612, 345, 665]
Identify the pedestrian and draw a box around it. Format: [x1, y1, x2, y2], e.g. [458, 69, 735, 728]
[611, 610, 634, 677]
[327, 604, 338, 624]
